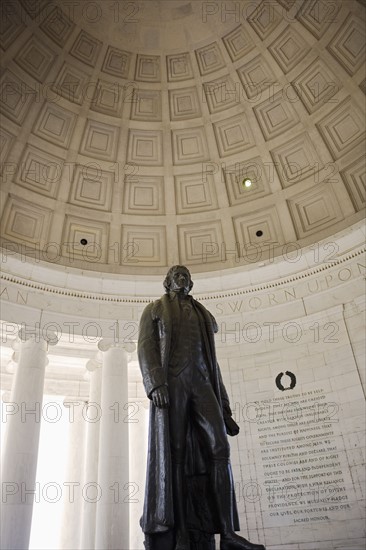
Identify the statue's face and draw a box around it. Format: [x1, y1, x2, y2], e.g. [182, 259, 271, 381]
[169, 266, 191, 294]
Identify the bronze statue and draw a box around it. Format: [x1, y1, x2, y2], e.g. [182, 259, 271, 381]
[138, 265, 266, 550]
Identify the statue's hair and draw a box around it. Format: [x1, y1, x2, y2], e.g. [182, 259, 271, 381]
[163, 265, 193, 293]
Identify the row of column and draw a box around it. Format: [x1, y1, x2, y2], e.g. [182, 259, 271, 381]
[0, 329, 138, 550]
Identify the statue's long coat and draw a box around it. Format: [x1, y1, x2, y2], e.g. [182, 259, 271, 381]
[138, 293, 240, 535]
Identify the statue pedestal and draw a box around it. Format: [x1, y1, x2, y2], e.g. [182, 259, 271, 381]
[144, 530, 215, 550]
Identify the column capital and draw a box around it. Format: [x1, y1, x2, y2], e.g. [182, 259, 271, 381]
[97, 339, 136, 353]
[86, 357, 102, 373]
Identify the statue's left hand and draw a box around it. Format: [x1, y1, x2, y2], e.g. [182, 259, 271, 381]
[151, 385, 170, 409]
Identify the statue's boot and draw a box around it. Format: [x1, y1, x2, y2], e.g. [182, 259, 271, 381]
[211, 462, 265, 550]
[173, 462, 190, 550]
[220, 534, 265, 550]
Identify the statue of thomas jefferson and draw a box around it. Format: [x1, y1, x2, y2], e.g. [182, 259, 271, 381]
[138, 265, 266, 550]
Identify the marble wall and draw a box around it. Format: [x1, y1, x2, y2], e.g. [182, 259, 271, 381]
[213, 300, 365, 550]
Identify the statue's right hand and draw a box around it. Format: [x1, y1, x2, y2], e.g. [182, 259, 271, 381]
[151, 385, 170, 408]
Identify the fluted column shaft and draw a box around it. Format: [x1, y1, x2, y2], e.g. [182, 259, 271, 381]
[95, 341, 134, 550]
[1, 329, 57, 550]
[80, 360, 102, 550]
[60, 397, 88, 550]
[129, 399, 150, 550]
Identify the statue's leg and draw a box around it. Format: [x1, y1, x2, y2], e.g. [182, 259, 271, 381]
[168, 373, 190, 550]
[211, 462, 265, 550]
[172, 462, 190, 550]
[189, 529, 215, 550]
[191, 376, 265, 550]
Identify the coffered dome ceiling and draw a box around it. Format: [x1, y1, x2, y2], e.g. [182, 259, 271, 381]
[0, 0, 365, 275]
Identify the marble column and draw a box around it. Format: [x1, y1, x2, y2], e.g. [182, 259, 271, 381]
[80, 357, 102, 550]
[95, 340, 135, 550]
[129, 399, 150, 550]
[60, 397, 88, 550]
[0, 328, 58, 550]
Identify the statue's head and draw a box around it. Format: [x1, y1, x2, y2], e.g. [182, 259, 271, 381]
[163, 265, 193, 294]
